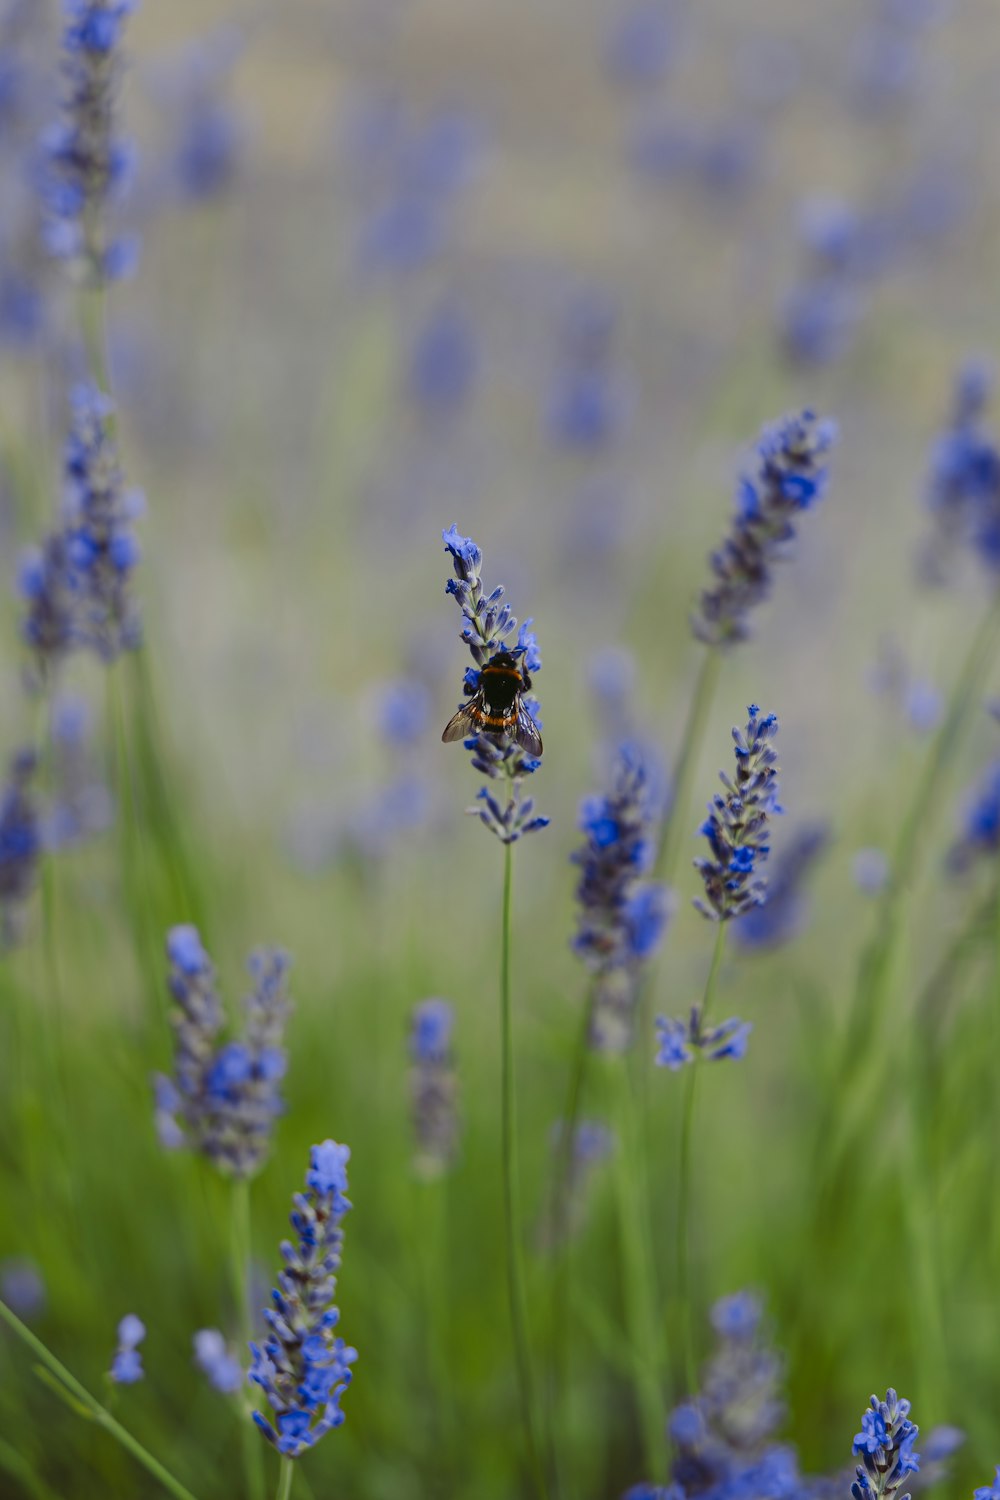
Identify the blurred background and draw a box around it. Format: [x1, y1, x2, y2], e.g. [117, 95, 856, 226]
[2, 0, 1000, 1495]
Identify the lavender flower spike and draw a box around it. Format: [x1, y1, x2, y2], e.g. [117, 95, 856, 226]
[852, 1390, 921, 1500]
[41, 0, 139, 284]
[153, 926, 291, 1178]
[440, 525, 548, 844]
[694, 706, 781, 922]
[409, 998, 459, 1177]
[109, 1314, 145, 1384]
[571, 741, 672, 1051]
[0, 748, 41, 947]
[693, 410, 837, 646]
[250, 1142, 357, 1458]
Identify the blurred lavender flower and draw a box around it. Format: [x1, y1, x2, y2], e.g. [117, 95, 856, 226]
[779, 198, 874, 366]
[20, 383, 143, 675]
[406, 301, 478, 418]
[546, 291, 631, 453]
[655, 1010, 751, 1070]
[571, 741, 671, 1051]
[250, 1141, 357, 1457]
[948, 759, 1000, 872]
[154, 926, 291, 1178]
[144, 25, 244, 206]
[626, 1291, 794, 1499]
[440, 525, 548, 844]
[40, 0, 139, 283]
[853, 847, 889, 893]
[974, 1469, 1000, 1500]
[694, 706, 781, 922]
[193, 1328, 243, 1396]
[374, 678, 430, 749]
[918, 360, 1000, 585]
[0, 1257, 45, 1319]
[603, 2, 678, 88]
[43, 692, 113, 848]
[409, 998, 458, 1177]
[731, 823, 829, 951]
[851, 1390, 920, 1500]
[0, 748, 40, 946]
[109, 1313, 145, 1384]
[350, 100, 484, 275]
[544, 1119, 613, 1246]
[693, 411, 837, 646]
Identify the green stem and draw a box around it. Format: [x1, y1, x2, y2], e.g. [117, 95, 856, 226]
[275, 1456, 295, 1500]
[547, 984, 596, 1499]
[613, 1065, 669, 1482]
[231, 1177, 265, 1500]
[656, 648, 721, 887]
[676, 923, 726, 1394]
[0, 1299, 202, 1500]
[500, 841, 548, 1500]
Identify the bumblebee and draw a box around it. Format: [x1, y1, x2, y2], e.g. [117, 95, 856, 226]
[441, 651, 543, 757]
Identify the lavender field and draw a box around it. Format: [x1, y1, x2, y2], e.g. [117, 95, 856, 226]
[2, 1, 1000, 1497]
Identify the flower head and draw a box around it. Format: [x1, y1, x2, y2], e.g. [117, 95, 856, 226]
[949, 758, 1000, 872]
[153, 927, 291, 1178]
[919, 360, 1000, 584]
[694, 706, 781, 922]
[250, 1142, 357, 1458]
[572, 742, 671, 1051]
[655, 1009, 752, 1071]
[851, 1391, 920, 1500]
[693, 411, 837, 646]
[193, 1329, 243, 1396]
[21, 384, 142, 675]
[109, 1313, 145, 1384]
[409, 999, 458, 1178]
[440, 526, 548, 844]
[40, 0, 139, 284]
[0, 748, 40, 946]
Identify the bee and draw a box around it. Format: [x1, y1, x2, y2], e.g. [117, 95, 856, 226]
[441, 650, 543, 757]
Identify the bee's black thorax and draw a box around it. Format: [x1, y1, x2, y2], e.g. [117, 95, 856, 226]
[480, 653, 524, 712]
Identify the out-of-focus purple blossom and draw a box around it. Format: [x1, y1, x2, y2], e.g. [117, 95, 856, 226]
[572, 741, 671, 1051]
[20, 384, 143, 676]
[546, 290, 632, 453]
[0, 1257, 46, 1319]
[109, 1313, 145, 1384]
[731, 823, 829, 951]
[0, 747, 40, 946]
[853, 847, 889, 894]
[43, 692, 113, 849]
[409, 998, 458, 1177]
[348, 98, 484, 275]
[193, 1328, 243, 1396]
[603, 2, 678, 88]
[39, 0, 139, 285]
[153, 928, 292, 1178]
[629, 114, 761, 199]
[948, 759, 1000, 873]
[373, 679, 430, 749]
[406, 301, 478, 417]
[919, 360, 1000, 585]
[544, 1118, 614, 1247]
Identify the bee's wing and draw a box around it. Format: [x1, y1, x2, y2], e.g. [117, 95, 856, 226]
[441, 702, 479, 744]
[514, 703, 543, 758]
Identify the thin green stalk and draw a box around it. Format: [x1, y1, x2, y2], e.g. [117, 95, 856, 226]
[231, 1176, 265, 1500]
[819, 592, 1000, 1179]
[0, 1298, 201, 1500]
[276, 1457, 295, 1500]
[656, 648, 721, 887]
[547, 984, 596, 1499]
[500, 841, 548, 1500]
[612, 1066, 669, 1483]
[676, 923, 726, 1394]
